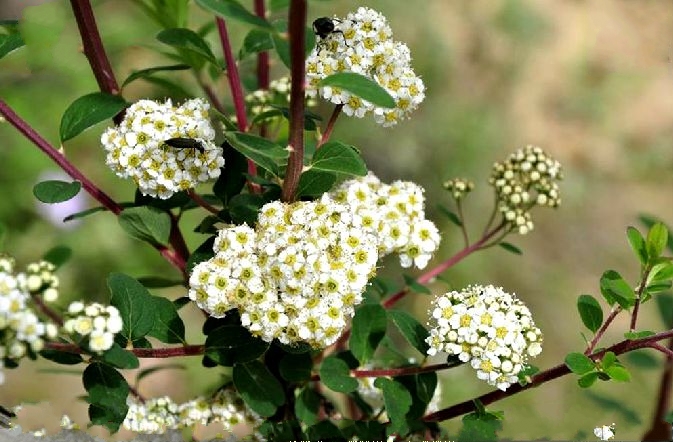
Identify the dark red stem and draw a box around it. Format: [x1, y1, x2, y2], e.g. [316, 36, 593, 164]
[254, 0, 270, 91]
[281, 0, 307, 202]
[317, 104, 343, 148]
[0, 100, 122, 215]
[30, 294, 64, 327]
[187, 189, 220, 215]
[69, 0, 122, 122]
[424, 329, 673, 422]
[46, 342, 205, 358]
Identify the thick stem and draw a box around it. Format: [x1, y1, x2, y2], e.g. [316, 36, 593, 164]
[280, 0, 307, 202]
[46, 342, 205, 358]
[317, 104, 343, 149]
[69, 0, 122, 123]
[216, 17, 260, 191]
[254, 0, 270, 91]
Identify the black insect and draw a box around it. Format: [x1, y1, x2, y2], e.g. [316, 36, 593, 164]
[163, 137, 205, 153]
[0, 404, 15, 429]
[313, 17, 347, 46]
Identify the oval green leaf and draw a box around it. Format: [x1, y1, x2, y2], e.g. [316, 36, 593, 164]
[388, 309, 430, 355]
[233, 360, 285, 417]
[349, 304, 387, 364]
[156, 28, 218, 66]
[646, 222, 668, 261]
[626, 226, 648, 265]
[33, 180, 81, 203]
[310, 141, 367, 176]
[60, 93, 128, 142]
[319, 356, 358, 393]
[319, 72, 396, 108]
[122, 64, 191, 87]
[565, 352, 595, 375]
[0, 33, 24, 59]
[107, 273, 154, 341]
[118, 206, 171, 246]
[196, 0, 272, 29]
[577, 294, 603, 333]
[147, 296, 186, 344]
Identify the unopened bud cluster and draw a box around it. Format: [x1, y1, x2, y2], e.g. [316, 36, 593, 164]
[124, 389, 262, 437]
[100, 98, 224, 199]
[63, 302, 123, 353]
[0, 255, 59, 384]
[426, 284, 543, 391]
[489, 145, 562, 234]
[245, 76, 317, 119]
[330, 172, 440, 269]
[306, 7, 425, 126]
[443, 178, 474, 201]
[189, 195, 379, 349]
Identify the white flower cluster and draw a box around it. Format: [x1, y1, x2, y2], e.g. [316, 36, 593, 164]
[443, 178, 475, 201]
[123, 389, 262, 436]
[189, 195, 379, 348]
[306, 7, 425, 126]
[100, 98, 224, 199]
[426, 285, 543, 391]
[330, 172, 441, 269]
[489, 145, 563, 235]
[0, 255, 59, 384]
[245, 76, 317, 119]
[594, 423, 616, 441]
[63, 302, 123, 353]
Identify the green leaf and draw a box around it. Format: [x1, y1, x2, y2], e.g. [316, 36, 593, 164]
[136, 276, 184, 288]
[60, 93, 128, 142]
[99, 343, 140, 369]
[600, 351, 616, 368]
[118, 206, 171, 246]
[656, 294, 673, 328]
[108, 273, 155, 341]
[306, 421, 341, 441]
[624, 330, 655, 339]
[0, 33, 24, 59]
[309, 141, 367, 176]
[402, 274, 431, 295]
[233, 360, 285, 417]
[605, 365, 631, 382]
[349, 304, 387, 364]
[295, 387, 320, 426]
[240, 29, 274, 58]
[205, 325, 269, 366]
[43, 245, 72, 268]
[296, 170, 337, 197]
[626, 226, 648, 265]
[147, 296, 185, 344]
[319, 72, 396, 108]
[374, 378, 412, 435]
[279, 352, 312, 382]
[214, 144, 248, 204]
[33, 180, 81, 203]
[83, 362, 129, 432]
[319, 356, 358, 393]
[458, 410, 502, 442]
[646, 222, 668, 261]
[565, 352, 595, 375]
[39, 349, 83, 365]
[437, 204, 463, 226]
[224, 131, 288, 176]
[388, 309, 430, 355]
[498, 242, 522, 255]
[121, 64, 191, 87]
[195, 0, 272, 29]
[625, 350, 659, 369]
[228, 193, 266, 225]
[577, 294, 603, 333]
[156, 28, 219, 66]
[599, 270, 636, 309]
[577, 371, 599, 388]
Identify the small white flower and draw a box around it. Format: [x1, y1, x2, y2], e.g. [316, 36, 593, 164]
[594, 423, 615, 441]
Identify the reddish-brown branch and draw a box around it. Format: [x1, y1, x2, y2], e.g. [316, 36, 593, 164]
[280, 0, 307, 202]
[30, 294, 64, 327]
[585, 307, 620, 355]
[254, 0, 270, 91]
[317, 104, 343, 149]
[643, 337, 673, 441]
[0, 100, 122, 215]
[423, 330, 673, 422]
[46, 342, 205, 358]
[69, 0, 122, 123]
[216, 17, 260, 193]
[187, 189, 220, 215]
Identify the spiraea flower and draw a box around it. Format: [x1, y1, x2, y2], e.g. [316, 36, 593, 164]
[594, 423, 616, 441]
[306, 7, 425, 126]
[189, 195, 379, 348]
[0, 255, 58, 381]
[330, 172, 441, 269]
[100, 98, 224, 199]
[62, 302, 123, 353]
[489, 145, 562, 235]
[426, 285, 543, 391]
[123, 388, 262, 437]
[443, 178, 475, 201]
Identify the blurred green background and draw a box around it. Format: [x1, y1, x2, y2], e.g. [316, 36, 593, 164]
[1, 0, 672, 439]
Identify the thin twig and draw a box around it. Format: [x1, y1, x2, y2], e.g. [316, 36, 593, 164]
[317, 104, 343, 149]
[187, 189, 220, 215]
